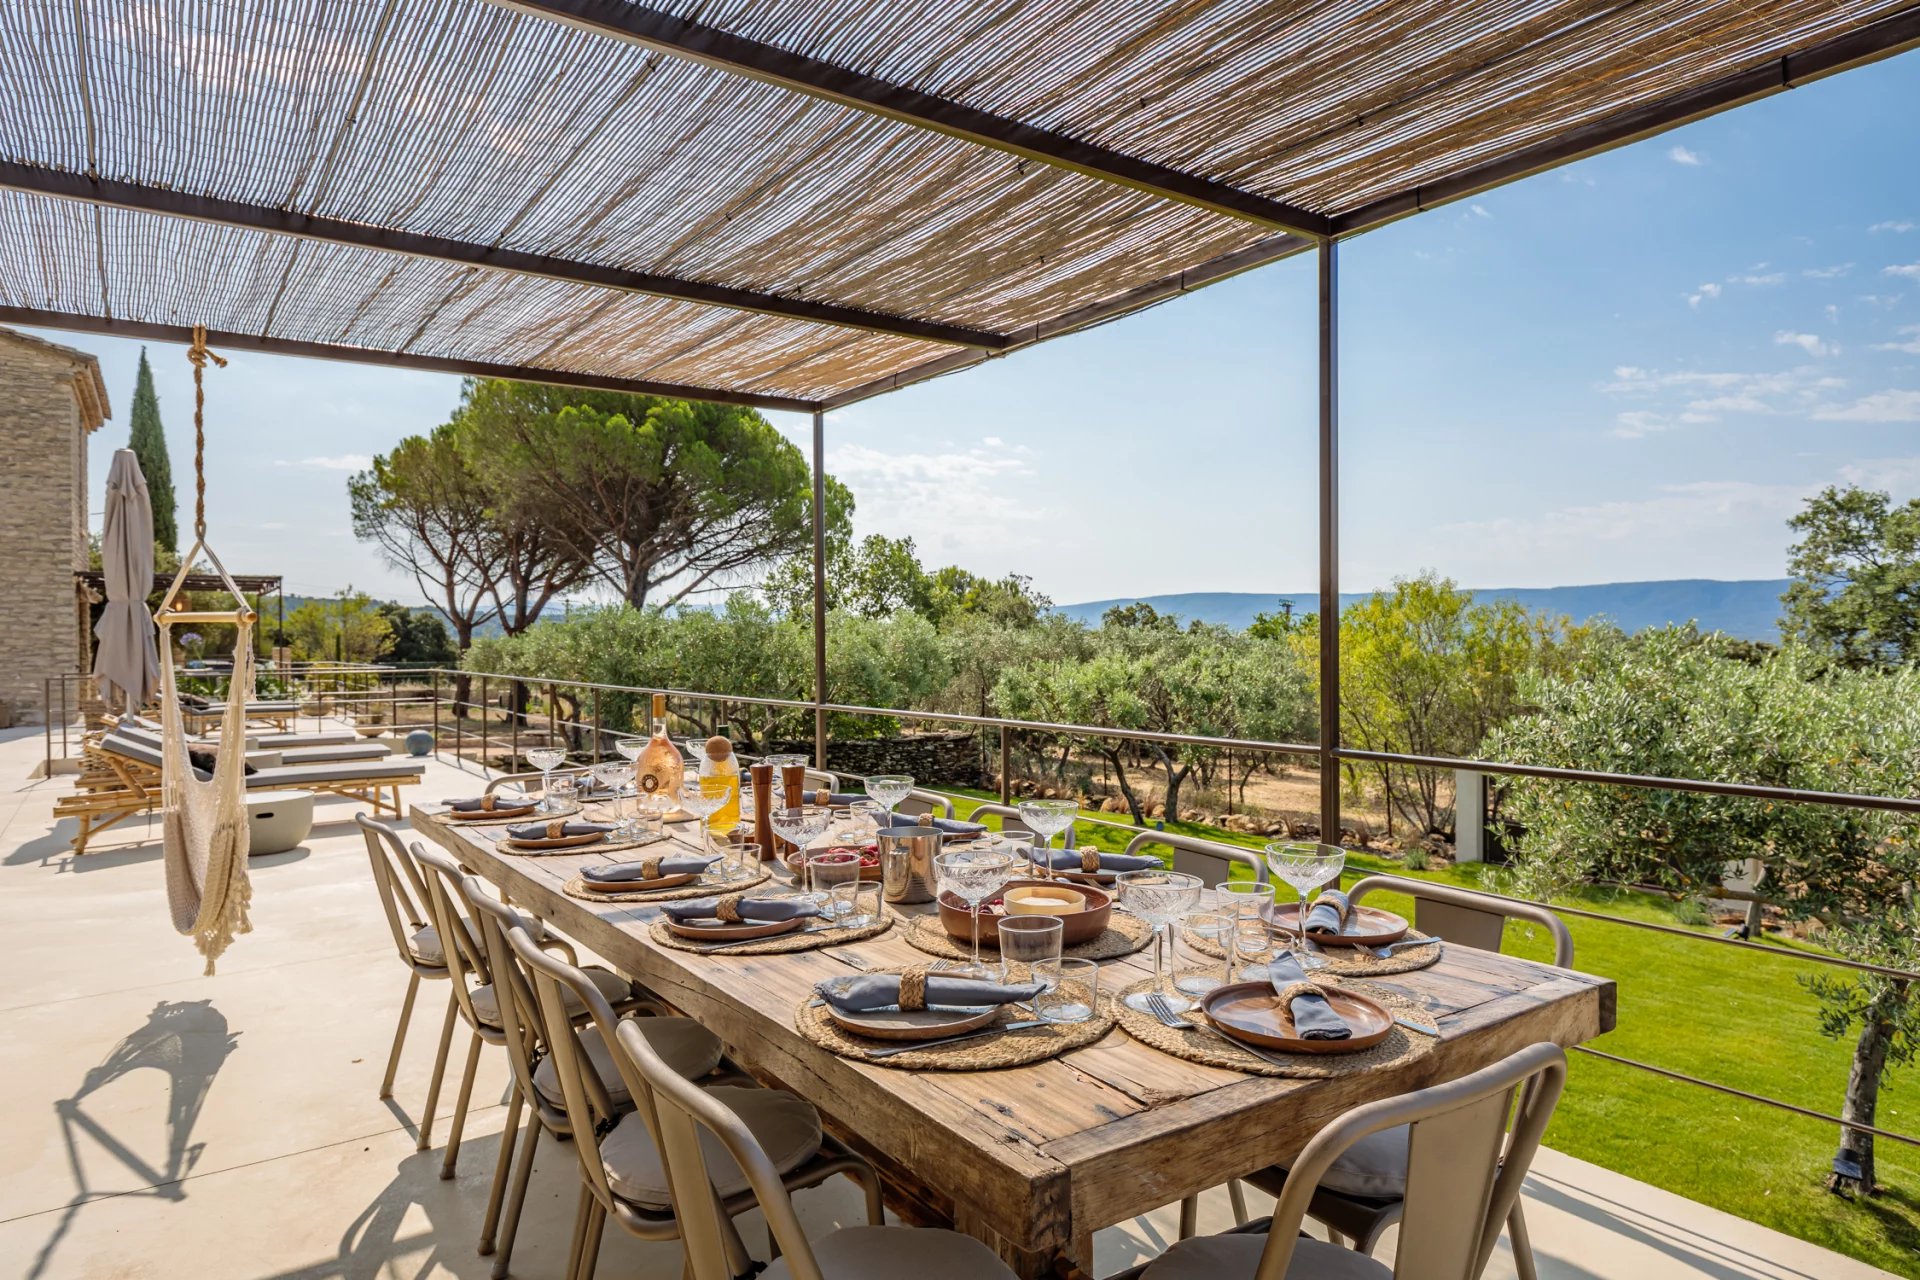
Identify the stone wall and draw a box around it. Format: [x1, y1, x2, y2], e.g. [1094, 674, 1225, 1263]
[767, 731, 987, 788]
[0, 330, 104, 724]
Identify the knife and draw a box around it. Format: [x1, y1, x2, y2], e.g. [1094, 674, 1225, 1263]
[1393, 1016, 1440, 1037]
[864, 1021, 1045, 1058]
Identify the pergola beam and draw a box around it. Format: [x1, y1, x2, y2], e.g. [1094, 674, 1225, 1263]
[0, 308, 822, 414]
[0, 162, 1008, 352]
[490, 0, 1334, 240]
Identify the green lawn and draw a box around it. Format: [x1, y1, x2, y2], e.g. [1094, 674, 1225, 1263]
[943, 791, 1920, 1276]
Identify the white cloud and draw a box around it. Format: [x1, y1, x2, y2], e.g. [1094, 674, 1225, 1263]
[826, 441, 1039, 545]
[1668, 145, 1704, 166]
[1872, 326, 1920, 355]
[1727, 272, 1786, 287]
[1887, 262, 1920, 281]
[1469, 204, 1492, 219]
[1814, 390, 1920, 423]
[258, 521, 287, 531]
[1870, 220, 1916, 233]
[1826, 304, 1841, 323]
[276, 454, 372, 472]
[1802, 264, 1852, 279]
[1686, 282, 1721, 308]
[1774, 331, 1834, 358]
[1439, 480, 1805, 557]
[1858, 293, 1904, 308]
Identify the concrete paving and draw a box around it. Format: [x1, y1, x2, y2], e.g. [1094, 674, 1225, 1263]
[0, 723, 1895, 1280]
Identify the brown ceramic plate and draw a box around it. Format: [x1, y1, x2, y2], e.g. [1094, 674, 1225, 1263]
[576, 870, 699, 893]
[503, 830, 611, 851]
[937, 878, 1113, 947]
[1198, 981, 1393, 1055]
[1268, 903, 1409, 947]
[448, 803, 535, 821]
[665, 916, 804, 941]
[824, 1000, 1000, 1042]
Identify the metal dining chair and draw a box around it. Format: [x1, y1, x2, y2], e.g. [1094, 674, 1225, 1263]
[1122, 829, 1269, 888]
[1110, 1043, 1568, 1280]
[460, 878, 724, 1276]
[355, 814, 459, 1148]
[507, 924, 885, 1280]
[1243, 877, 1574, 1279]
[618, 1014, 1019, 1280]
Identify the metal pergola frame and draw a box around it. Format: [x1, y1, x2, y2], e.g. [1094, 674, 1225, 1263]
[12, 2, 1920, 834]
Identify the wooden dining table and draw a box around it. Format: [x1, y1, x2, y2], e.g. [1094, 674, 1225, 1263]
[414, 804, 1615, 1279]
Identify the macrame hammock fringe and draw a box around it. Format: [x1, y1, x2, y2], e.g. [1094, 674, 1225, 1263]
[157, 328, 254, 975]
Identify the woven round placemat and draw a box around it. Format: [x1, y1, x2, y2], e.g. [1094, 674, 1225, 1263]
[902, 911, 1152, 962]
[497, 832, 672, 858]
[559, 866, 771, 903]
[1178, 926, 1444, 977]
[429, 801, 581, 828]
[795, 981, 1114, 1071]
[649, 912, 893, 956]
[1110, 973, 1436, 1079]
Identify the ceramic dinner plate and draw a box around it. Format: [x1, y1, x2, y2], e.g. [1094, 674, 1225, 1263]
[576, 870, 700, 893]
[1048, 868, 1118, 886]
[664, 916, 803, 941]
[1199, 981, 1394, 1055]
[448, 804, 535, 821]
[1268, 902, 1409, 947]
[503, 830, 610, 851]
[824, 1001, 1000, 1042]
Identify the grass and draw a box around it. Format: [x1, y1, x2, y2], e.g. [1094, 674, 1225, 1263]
[944, 790, 1920, 1277]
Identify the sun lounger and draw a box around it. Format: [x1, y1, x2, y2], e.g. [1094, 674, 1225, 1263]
[54, 732, 424, 854]
[109, 722, 391, 767]
[177, 700, 302, 732]
[119, 713, 364, 750]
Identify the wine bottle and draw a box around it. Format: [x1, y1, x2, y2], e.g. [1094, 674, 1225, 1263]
[633, 693, 684, 798]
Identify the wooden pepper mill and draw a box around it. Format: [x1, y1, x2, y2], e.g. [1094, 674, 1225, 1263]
[750, 762, 775, 860]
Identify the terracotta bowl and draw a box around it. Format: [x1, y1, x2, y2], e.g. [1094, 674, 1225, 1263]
[785, 847, 883, 882]
[938, 878, 1113, 948]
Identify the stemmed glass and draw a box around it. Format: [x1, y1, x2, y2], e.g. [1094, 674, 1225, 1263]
[1265, 842, 1347, 972]
[677, 776, 726, 866]
[933, 848, 1016, 979]
[865, 774, 914, 820]
[770, 806, 830, 898]
[525, 746, 567, 811]
[1115, 869, 1204, 1012]
[1017, 799, 1076, 878]
[591, 761, 634, 835]
[614, 737, 645, 765]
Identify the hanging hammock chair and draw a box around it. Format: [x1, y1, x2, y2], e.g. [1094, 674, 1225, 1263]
[156, 328, 256, 975]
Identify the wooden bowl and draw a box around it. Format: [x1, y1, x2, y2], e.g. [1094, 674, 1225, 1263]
[938, 878, 1113, 948]
[1004, 884, 1089, 917]
[785, 847, 883, 882]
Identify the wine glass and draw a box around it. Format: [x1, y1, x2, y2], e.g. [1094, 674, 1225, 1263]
[1115, 869, 1204, 1012]
[677, 776, 726, 865]
[865, 774, 914, 817]
[591, 761, 633, 834]
[770, 806, 830, 898]
[525, 746, 567, 811]
[1017, 799, 1076, 878]
[1265, 842, 1347, 972]
[933, 848, 1015, 979]
[613, 737, 645, 764]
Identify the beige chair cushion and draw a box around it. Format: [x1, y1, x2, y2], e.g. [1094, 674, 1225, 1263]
[763, 1226, 1017, 1280]
[468, 964, 633, 1027]
[1316, 1125, 1409, 1200]
[1143, 1233, 1390, 1280]
[407, 925, 444, 967]
[599, 1085, 820, 1208]
[533, 1019, 722, 1107]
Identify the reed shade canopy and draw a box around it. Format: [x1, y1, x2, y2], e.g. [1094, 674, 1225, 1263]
[0, 0, 1917, 412]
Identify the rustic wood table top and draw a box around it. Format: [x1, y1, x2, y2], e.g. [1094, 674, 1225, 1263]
[414, 804, 1615, 1278]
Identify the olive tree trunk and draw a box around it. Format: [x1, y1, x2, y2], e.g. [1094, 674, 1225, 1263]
[1834, 1002, 1897, 1193]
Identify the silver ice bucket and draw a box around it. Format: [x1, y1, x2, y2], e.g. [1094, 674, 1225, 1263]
[878, 825, 941, 904]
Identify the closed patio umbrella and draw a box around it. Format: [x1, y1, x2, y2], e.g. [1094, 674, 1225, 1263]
[94, 448, 161, 711]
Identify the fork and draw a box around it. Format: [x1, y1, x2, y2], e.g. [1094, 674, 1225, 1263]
[1368, 936, 1441, 959]
[1146, 992, 1295, 1067]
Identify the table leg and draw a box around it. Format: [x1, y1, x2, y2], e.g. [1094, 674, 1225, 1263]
[953, 1205, 1059, 1280]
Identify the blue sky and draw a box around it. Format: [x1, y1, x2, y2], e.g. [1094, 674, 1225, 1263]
[38, 48, 1920, 609]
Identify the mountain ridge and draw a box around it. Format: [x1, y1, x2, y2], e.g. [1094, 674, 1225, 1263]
[1053, 578, 1795, 641]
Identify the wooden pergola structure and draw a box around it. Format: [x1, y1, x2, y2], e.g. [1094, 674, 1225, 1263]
[4, 0, 1918, 835]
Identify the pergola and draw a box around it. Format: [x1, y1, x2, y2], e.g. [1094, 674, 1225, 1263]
[5, 0, 1918, 835]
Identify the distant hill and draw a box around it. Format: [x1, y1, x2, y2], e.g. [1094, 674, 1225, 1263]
[1054, 579, 1795, 641]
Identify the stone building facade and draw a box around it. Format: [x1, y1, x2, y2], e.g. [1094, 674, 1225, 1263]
[0, 327, 109, 724]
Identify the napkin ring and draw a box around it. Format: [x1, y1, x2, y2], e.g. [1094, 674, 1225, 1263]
[714, 894, 745, 923]
[1274, 981, 1320, 1007]
[1079, 847, 1102, 873]
[545, 820, 567, 839]
[898, 966, 931, 1012]
[479, 795, 498, 811]
[639, 857, 661, 880]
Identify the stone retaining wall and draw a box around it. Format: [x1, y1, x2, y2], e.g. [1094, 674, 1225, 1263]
[767, 731, 986, 787]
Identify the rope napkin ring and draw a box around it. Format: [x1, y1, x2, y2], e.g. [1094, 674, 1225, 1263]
[1274, 981, 1319, 1007]
[1080, 848, 1102, 873]
[898, 966, 931, 1011]
[545, 820, 567, 839]
[714, 894, 745, 923]
[637, 857, 662, 881]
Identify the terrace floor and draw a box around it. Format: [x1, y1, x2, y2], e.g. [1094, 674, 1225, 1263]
[0, 722, 1895, 1280]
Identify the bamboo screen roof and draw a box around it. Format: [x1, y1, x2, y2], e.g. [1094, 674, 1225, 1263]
[0, 0, 1915, 412]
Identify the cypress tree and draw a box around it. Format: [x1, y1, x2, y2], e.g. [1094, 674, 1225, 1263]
[127, 347, 178, 552]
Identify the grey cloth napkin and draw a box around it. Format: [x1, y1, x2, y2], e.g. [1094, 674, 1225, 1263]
[504, 820, 613, 841]
[814, 973, 1043, 1014]
[581, 852, 718, 883]
[1030, 846, 1160, 873]
[1269, 952, 1349, 1040]
[662, 895, 823, 923]
[1303, 888, 1351, 935]
[448, 791, 535, 812]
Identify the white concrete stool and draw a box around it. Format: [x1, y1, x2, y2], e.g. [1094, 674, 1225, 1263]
[247, 790, 315, 856]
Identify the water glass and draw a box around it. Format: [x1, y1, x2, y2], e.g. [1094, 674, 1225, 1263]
[1233, 917, 1276, 982]
[1034, 958, 1099, 1023]
[829, 878, 880, 927]
[998, 915, 1064, 985]
[807, 850, 864, 910]
[1178, 910, 1232, 995]
[546, 773, 578, 807]
[723, 840, 763, 885]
